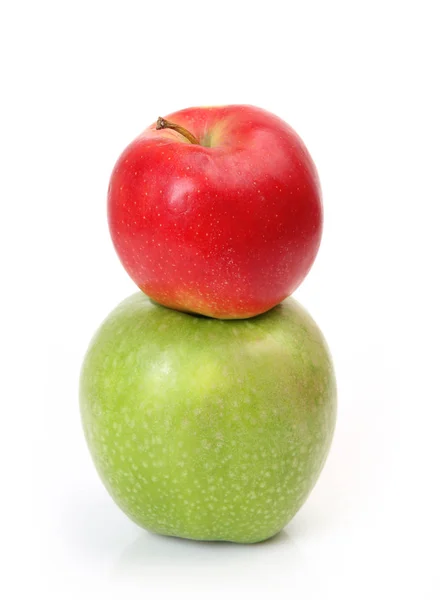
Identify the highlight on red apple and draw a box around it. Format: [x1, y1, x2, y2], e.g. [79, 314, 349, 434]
[108, 105, 322, 319]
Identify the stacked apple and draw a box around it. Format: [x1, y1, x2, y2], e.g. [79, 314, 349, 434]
[80, 105, 336, 544]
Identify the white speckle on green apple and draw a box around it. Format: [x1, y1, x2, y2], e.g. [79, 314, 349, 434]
[80, 293, 336, 543]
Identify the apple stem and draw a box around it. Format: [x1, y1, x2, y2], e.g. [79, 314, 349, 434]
[156, 117, 199, 145]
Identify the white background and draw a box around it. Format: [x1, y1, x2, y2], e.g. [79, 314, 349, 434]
[1, 1, 439, 598]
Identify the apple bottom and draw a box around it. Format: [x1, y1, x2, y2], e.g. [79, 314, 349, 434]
[138, 281, 279, 321]
[80, 293, 336, 543]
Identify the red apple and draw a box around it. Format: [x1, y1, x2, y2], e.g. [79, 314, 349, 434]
[108, 105, 322, 318]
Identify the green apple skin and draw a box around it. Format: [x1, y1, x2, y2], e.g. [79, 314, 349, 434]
[80, 293, 336, 543]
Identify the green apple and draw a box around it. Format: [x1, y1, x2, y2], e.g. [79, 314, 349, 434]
[80, 293, 336, 543]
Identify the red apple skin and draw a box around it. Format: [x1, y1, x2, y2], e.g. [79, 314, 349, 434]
[108, 105, 322, 319]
